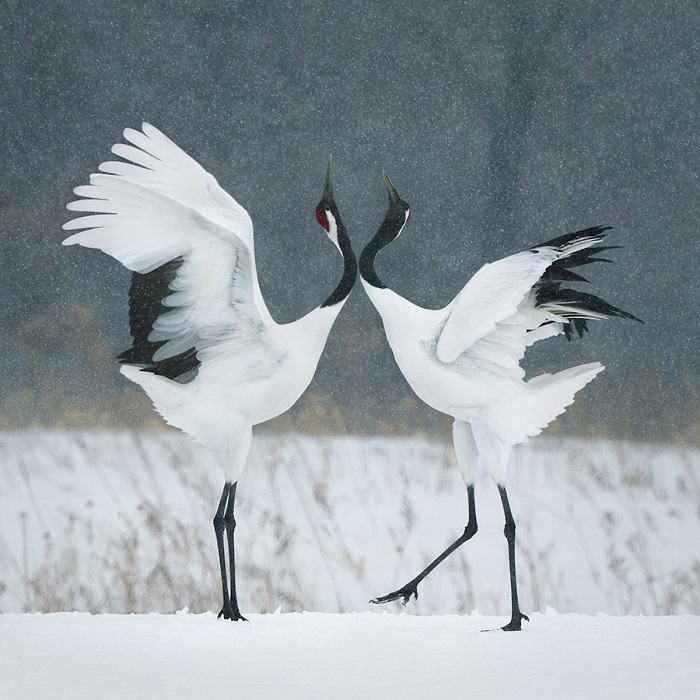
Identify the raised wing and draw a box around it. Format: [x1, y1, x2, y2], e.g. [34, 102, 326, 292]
[63, 123, 283, 381]
[436, 248, 559, 364]
[437, 227, 638, 368]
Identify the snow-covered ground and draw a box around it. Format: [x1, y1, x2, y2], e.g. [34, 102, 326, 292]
[1, 431, 699, 698]
[2, 610, 699, 699]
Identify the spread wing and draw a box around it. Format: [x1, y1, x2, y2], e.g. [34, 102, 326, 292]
[436, 248, 559, 364]
[63, 123, 284, 382]
[436, 228, 634, 374]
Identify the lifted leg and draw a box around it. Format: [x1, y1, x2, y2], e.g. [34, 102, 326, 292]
[213, 482, 247, 621]
[371, 484, 478, 605]
[498, 485, 528, 631]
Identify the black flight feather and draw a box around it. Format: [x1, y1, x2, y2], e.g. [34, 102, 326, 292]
[117, 256, 201, 380]
[529, 227, 643, 341]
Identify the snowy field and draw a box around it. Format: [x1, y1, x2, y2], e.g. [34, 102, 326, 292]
[1, 431, 700, 697]
[3, 610, 699, 699]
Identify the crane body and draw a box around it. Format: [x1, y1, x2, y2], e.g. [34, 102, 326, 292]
[63, 124, 356, 620]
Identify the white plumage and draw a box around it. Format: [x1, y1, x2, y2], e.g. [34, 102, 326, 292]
[360, 171, 640, 630]
[63, 123, 357, 620]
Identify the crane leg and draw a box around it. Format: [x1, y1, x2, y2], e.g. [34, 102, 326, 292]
[498, 485, 528, 631]
[213, 482, 232, 617]
[371, 484, 478, 606]
[213, 482, 246, 621]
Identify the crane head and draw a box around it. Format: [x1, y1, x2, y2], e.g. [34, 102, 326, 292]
[380, 170, 411, 241]
[315, 155, 345, 250]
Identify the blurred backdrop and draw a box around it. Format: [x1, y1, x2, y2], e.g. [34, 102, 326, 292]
[1, 0, 698, 442]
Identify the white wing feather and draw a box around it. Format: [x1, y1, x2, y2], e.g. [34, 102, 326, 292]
[451, 291, 564, 380]
[62, 123, 282, 376]
[436, 248, 560, 364]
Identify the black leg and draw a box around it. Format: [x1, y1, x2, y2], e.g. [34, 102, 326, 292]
[213, 482, 246, 621]
[498, 485, 528, 631]
[371, 484, 478, 605]
[214, 482, 233, 619]
[224, 482, 246, 621]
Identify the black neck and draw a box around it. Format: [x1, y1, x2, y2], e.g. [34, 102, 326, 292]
[321, 224, 357, 308]
[360, 211, 405, 289]
[359, 233, 387, 289]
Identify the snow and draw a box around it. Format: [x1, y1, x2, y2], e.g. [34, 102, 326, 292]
[1, 431, 699, 697]
[1, 610, 698, 699]
[2, 431, 698, 617]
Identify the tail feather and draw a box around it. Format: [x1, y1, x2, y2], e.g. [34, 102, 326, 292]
[120, 365, 189, 423]
[523, 362, 604, 437]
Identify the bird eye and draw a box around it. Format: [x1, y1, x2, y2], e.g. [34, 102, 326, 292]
[315, 205, 330, 232]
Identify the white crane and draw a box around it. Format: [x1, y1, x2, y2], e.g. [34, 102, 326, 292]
[63, 123, 357, 621]
[360, 172, 640, 630]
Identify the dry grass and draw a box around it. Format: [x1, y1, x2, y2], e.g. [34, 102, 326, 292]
[1, 432, 698, 616]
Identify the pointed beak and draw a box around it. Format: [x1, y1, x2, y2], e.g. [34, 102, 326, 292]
[382, 170, 401, 204]
[323, 155, 334, 201]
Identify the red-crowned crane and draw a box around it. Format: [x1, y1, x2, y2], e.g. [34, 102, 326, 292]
[360, 171, 640, 630]
[63, 124, 357, 620]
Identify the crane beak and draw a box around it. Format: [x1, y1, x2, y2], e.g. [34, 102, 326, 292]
[382, 170, 401, 205]
[323, 155, 334, 202]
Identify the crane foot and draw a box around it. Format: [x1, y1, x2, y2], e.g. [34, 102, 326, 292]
[370, 584, 419, 606]
[500, 612, 529, 632]
[218, 604, 248, 622]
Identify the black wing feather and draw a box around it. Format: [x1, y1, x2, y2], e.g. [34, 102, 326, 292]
[529, 226, 642, 341]
[117, 256, 201, 380]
